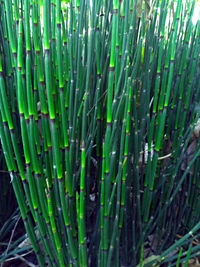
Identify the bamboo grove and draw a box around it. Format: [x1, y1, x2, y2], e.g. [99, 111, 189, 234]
[0, 0, 200, 266]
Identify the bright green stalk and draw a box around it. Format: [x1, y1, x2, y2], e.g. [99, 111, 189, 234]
[102, 2, 119, 260]
[4, 0, 17, 56]
[43, 0, 55, 120]
[47, 194, 65, 266]
[100, 142, 105, 266]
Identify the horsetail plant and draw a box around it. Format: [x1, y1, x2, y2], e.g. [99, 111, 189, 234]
[1, 0, 200, 266]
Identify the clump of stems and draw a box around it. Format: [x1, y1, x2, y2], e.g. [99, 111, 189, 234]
[0, 0, 200, 266]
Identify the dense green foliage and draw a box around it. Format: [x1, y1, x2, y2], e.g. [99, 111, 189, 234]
[0, 0, 200, 266]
